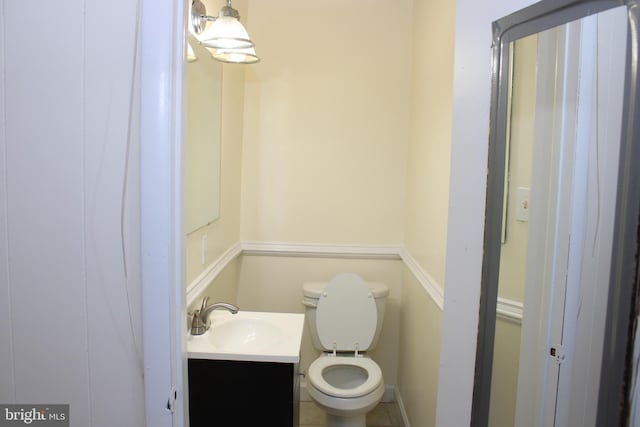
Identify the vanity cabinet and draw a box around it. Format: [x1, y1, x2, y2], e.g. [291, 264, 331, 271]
[188, 358, 300, 427]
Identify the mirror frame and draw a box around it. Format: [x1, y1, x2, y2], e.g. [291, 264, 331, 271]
[472, 0, 640, 425]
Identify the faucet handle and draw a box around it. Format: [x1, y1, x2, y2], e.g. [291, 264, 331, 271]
[199, 296, 210, 312]
[190, 309, 207, 335]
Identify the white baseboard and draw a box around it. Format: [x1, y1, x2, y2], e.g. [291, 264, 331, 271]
[382, 384, 395, 402]
[299, 382, 396, 403]
[395, 388, 411, 427]
[300, 381, 311, 402]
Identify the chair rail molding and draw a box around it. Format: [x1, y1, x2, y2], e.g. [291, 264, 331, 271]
[186, 240, 522, 322]
[186, 242, 243, 307]
[241, 241, 403, 259]
[399, 248, 445, 311]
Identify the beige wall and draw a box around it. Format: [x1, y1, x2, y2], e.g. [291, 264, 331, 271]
[186, 0, 247, 286]
[489, 319, 522, 427]
[240, 0, 412, 245]
[188, 257, 241, 312]
[397, 0, 456, 426]
[236, 255, 403, 387]
[404, 0, 455, 288]
[398, 271, 442, 426]
[497, 34, 537, 303]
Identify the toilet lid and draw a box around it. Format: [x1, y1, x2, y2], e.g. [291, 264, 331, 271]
[316, 273, 377, 352]
[308, 356, 383, 399]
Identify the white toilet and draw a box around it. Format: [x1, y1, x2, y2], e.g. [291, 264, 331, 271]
[302, 273, 389, 427]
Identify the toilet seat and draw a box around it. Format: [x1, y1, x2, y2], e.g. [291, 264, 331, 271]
[315, 273, 377, 352]
[308, 356, 383, 399]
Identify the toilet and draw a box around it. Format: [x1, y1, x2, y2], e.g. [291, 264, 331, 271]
[302, 273, 389, 427]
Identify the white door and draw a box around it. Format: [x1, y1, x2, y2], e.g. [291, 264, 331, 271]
[140, 0, 189, 426]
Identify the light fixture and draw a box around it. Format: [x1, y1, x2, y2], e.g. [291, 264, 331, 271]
[212, 46, 260, 64]
[190, 0, 259, 64]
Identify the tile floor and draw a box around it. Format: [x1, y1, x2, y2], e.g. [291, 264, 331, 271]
[299, 401, 405, 427]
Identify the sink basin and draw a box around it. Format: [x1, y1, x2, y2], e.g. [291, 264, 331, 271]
[208, 316, 283, 351]
[187, 310, 305, 363]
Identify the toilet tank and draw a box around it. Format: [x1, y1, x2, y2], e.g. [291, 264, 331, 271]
[302, 280, 389, 352]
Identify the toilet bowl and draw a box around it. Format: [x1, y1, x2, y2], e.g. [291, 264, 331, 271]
[307, 354, 384, 422]
[302, 273, 389, 427]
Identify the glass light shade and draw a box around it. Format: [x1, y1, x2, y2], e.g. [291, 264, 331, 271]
[211, 47, 260, 64]
[199, 14, 253, 50]
[187, 42, 198, 62]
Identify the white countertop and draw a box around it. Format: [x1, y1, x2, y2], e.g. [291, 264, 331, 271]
[187, 310, 305, 364]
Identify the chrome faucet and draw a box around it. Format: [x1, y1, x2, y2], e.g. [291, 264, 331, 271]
[190, 296, 239, 335]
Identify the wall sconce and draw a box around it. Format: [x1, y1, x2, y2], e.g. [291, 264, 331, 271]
[190, 0, 260, 64]
[212, 47, 259, 64]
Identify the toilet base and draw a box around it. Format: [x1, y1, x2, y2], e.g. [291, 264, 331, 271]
[307, 373, 384, 427]
[326, 413, 366, 427]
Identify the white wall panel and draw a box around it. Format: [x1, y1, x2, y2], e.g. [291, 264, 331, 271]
[0, 0, 16, 404]
[436, 1, 538, 425]
[4, 1, 91, 423]
[1, 0, 145, 425]
[83, 1, 145, 426]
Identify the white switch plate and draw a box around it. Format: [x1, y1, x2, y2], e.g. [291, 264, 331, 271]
[516, 187, 530, 222]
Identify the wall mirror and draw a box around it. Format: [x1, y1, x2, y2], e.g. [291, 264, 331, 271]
[186, 34, 222, 233]
[472, 0, 640, 426]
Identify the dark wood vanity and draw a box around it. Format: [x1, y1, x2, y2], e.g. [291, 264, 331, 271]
[188, 358, 300, 426]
